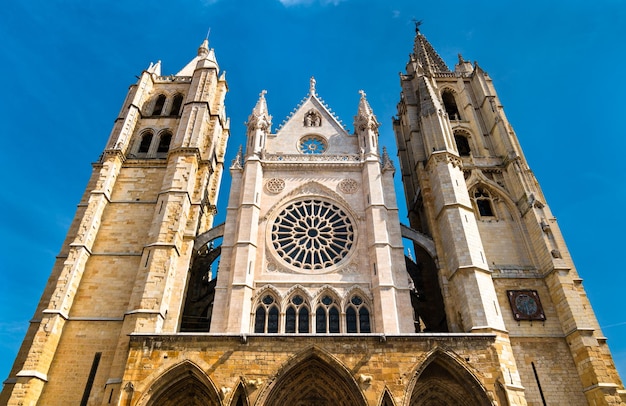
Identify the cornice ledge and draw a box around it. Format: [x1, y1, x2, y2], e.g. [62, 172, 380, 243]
[15, 370, 48, 382]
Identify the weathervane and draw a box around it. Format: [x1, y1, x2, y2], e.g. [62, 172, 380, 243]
[412, 19, 423, 33]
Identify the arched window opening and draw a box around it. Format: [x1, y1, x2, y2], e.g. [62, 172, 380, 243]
[268, 306, 279, 333]
[254, 294, 279, 333]
[346, 295, 371, 333]
[442, 91, 461, 120]
[346, 307, 357, 333]
[316, 295, 340, 333]
[138, 132, 153, 154]
[152, 94, 166, 116]
[284, 294, 310, 333]
[157, 132, 172, 154]
[170, 94, 184, 116]
[474, 188, 495, 217]
[454, 134, 471, 157]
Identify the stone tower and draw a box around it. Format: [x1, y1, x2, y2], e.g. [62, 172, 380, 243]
[393, 26, 626, 405]
[0, 40, 230, 405]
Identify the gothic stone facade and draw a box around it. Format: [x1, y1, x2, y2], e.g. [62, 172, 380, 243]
[1, 31, 625, 406]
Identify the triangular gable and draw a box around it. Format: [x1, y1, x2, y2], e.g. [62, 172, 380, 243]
[266, 86, 357, 155]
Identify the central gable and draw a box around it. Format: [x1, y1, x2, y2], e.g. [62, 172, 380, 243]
[266, 79, 357, 155]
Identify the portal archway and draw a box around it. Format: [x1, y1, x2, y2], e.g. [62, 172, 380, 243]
[408, 350, 493, 406]
[258, 348, 366, 406]
[141, 361, 222, 406]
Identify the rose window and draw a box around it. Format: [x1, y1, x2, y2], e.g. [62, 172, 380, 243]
[271, 199, 354, 270]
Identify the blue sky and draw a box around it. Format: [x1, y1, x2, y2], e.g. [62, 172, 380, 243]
[1, 0, 625, 385]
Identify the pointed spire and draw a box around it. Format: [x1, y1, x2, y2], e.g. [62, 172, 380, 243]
[357, 90, 374, 117]
[413, 28, 450, 74]
[381, 146, 395, 172]
[198, 39, 209, 57]
[354, 90, 379, 132]
[147, 60, 162, 75]
[176, 39, 218, 76]
[247, 90, 272, 132]
[230, 145, 244, 170]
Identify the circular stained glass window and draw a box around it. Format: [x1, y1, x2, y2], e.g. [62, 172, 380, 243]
[271, 199, 354, 270]
[299, 135, 327, 154]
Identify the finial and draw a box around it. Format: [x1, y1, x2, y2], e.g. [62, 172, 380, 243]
[458, 53, 464, 64]
[206, 27, 211, 41]
[310, 76, 316, 95]
[230, 145, 244, 170]
[412, 19, 423, 33]
[260, 89, 267, 97]
[359, 90, 366, 99]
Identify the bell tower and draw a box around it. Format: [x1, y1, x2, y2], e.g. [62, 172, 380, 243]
[1, 39, 230, 405]
[394, 26, 625, 405]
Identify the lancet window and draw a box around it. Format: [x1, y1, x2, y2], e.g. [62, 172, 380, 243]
[442, 90, 461, 120]
[346, 295, 371, 333]
[152, 94, 167, 116]
[316, 295, 340, 333]
[285, 294, 310, 333]
[138, 132, 153, 154]
[454, 133, 471, 157]
[254, 294, 279, 333]
[170, 94, 184, 116]
[157, 131, 172, 154]
[474, 188, 495, 217]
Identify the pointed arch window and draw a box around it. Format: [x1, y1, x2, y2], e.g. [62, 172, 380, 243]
[474, 188, 495, 217]
[152, 94, 167, 116]
[254, 294, 279, 333]
[316, 295, 340, 333]
[170, 94, 184, 116]
[285, 294, 310, 333]
[157, 131, 172, 154]
[454, 133, 471, 157]
[346, 295, 371, 333]
[442, 91, 461, 120]
[138, 132, 153, 154]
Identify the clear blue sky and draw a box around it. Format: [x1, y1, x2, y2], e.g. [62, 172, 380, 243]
[1, 0, 625, 385]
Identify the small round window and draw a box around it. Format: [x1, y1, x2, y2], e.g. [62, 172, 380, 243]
[299, 135, 327, 154]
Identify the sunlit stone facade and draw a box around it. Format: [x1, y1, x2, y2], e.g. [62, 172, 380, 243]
[2, 29, 624, 406]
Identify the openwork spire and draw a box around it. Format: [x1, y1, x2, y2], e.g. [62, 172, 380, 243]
[413, 30, 450, 74]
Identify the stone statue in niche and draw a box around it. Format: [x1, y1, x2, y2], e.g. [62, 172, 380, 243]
[304, 109, 322, 127]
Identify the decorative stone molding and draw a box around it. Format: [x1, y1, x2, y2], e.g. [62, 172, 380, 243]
[427, 151, 462, 172]
[265, 178, 285, 194]
[338, 178, 358, 194]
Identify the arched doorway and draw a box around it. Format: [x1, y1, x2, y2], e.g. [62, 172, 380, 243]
[141, 362, 222, 406]
[259, 350, 366, 406]
[408, 351, 493, 406]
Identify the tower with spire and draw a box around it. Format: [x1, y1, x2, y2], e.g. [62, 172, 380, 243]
[1, 39, 230, 405]
[394, 26, 625, 405]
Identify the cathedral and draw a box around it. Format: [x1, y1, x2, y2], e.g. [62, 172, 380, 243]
[2, 27, 624, 406]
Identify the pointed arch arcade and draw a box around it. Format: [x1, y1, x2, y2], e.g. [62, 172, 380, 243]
[257, 348, 367, 406]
